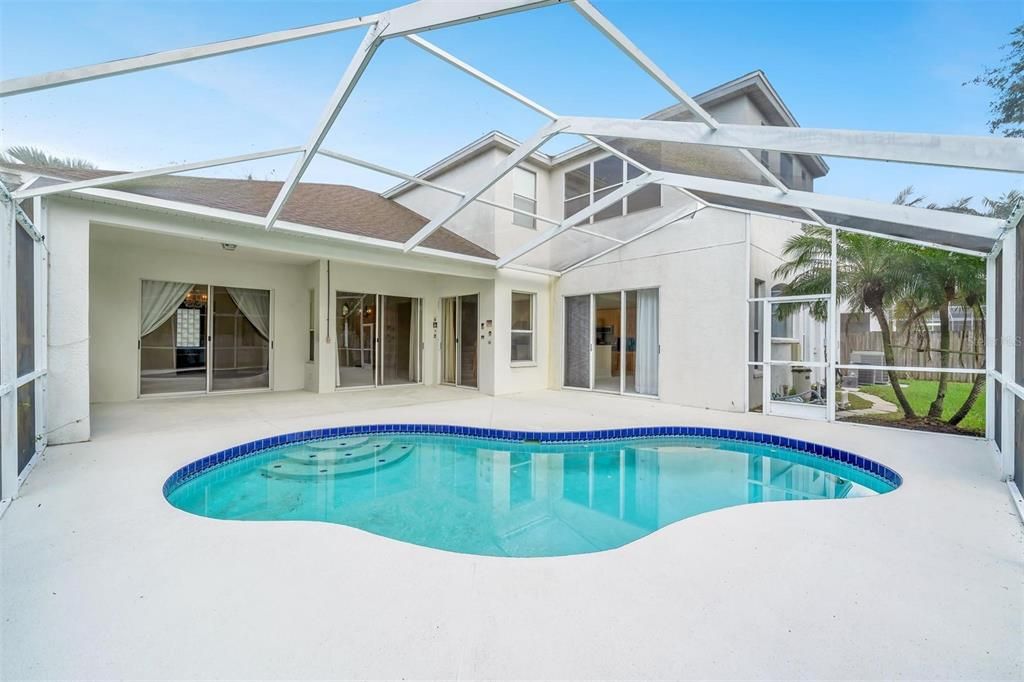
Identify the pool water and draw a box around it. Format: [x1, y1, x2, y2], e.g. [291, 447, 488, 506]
[166, 430, 897, 557]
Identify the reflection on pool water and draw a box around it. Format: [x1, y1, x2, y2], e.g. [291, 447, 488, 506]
[166, 431, 897, 557]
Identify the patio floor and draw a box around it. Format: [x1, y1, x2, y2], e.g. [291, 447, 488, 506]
[2, 387, 1022, 680]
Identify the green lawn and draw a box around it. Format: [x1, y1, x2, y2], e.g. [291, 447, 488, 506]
[859, 378, 986, 434]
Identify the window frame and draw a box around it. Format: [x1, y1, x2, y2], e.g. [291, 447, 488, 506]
[511, 167, 537, 229]
[563, 157, 660, 223]
[510, 290, 536, 366]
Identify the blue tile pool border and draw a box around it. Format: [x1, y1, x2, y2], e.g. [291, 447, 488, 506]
[163, 424, 903, 497]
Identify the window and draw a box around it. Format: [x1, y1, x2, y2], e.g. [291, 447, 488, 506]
[563, 157, 660, 222]
[511, 167, 537, 229]
[175, 308, 201, 348]
[770, 284, 793, 338]
[801, 169, 808, 188]
[511, 291, 535, 363]
[752, 279, 765, 361]
[780, 153, 794, 188]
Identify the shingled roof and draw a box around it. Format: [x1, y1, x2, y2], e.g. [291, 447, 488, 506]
[5, 164, 495, 260]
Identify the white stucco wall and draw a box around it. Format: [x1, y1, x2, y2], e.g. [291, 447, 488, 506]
[89, 224, 311, 403]
[45, 200, 91, 444]
[554, 207, 750, 412]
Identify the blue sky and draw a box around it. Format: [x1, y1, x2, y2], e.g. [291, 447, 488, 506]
[1, 0, 1021, 207]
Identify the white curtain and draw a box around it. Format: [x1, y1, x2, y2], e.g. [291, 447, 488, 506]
[227, 287, 270, 340]
[140, 280, 193, 337]
[635, 289, 659, 396]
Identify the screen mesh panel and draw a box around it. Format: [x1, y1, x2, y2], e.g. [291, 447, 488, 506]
[564, 295, 590, 388]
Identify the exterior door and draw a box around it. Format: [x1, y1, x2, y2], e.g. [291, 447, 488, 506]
[440, 294, 479, 388]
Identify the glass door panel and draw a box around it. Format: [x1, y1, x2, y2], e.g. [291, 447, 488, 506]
[593, 292, 621, 393]
[628, 288, 659, 396]
[211, 286, 270, 392]
[336, 292, 376, 388]
[140, 281, 208, 395]
[440, 297, 458, 385]
[458, 295, 478, 388]
[564, 295, 591, 388]
[380, 295, 420, 385]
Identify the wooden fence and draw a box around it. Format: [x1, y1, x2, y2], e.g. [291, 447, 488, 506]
[841, 329, 983, 383]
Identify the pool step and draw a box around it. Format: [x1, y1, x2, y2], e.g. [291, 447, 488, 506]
[263, 441, 415, 479]
[283, 438, 393, 464]
[305, 436, 370, 451]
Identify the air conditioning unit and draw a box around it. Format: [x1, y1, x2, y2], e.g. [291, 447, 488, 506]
[850, 350, 886, 384]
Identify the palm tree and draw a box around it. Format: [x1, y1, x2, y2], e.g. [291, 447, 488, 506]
[905, 248, 985, 419]
[1, 145, 95, 169]
[774, 226, 919, 417]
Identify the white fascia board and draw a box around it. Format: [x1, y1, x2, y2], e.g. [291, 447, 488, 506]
[496, 172, 657, 268]
[402, 120, 565, 251]
[658, 171, 1003, 240]
[559, 116, 1024, 173]
[380, 0, 563, 38]
[12, 147, 303, 200]
[0, 16, 378, 97]
[265, 22, 387, 230]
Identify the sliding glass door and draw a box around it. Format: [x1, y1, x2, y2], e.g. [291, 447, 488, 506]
[440, 294, 478, 389]
[381, 295, 421, 385]
[140, 282, 208, 395]
[337, 292, 376, 388]
[139, 280, 271, 396]
[564, 295, 591, 389]
[336, 292, 422, 389]
[211, 286, 270, 391]
[563, 289, 658, 396]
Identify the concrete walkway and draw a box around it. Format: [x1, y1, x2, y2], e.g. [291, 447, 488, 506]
[2, 388, 1021, 680]
[839, 388, 900, 417]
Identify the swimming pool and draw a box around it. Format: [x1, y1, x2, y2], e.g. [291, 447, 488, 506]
[164, 425, 900, 557]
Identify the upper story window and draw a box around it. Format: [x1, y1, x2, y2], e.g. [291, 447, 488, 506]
[512, 167, 537, 229]
[780, 153, 794, 188]
[563, 157, 661, 223]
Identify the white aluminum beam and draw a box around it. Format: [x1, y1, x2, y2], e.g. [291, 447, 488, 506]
[381, 0, 562, 38]
[559, 116, 1024, 172]
[403, 34, 706, 207]
[316, 148, 560, 226]
[496, 172, 657, 267]
[571, 0, 717, 129]
[569, 1, 821, 226]
[402, 121, 565, 251]
[12, 146, 303, 200]
[0, 16, 378, 97]
[0, 193, 17, 499]
[405, 35, 557, 119]
[560, 202, 704, 274]
[0, 181, 41, 241]
[657, 170, 1004, 240]
[265, 22, 387, 231]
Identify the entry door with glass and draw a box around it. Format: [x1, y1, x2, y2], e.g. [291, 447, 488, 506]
[336, 292, 421, 389]
[139, 280, 271, 396]
[440, 294, 479, 388]
[563, 289, 659, 397]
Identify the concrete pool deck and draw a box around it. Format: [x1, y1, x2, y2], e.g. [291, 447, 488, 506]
[2, 387, 1022, 680]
